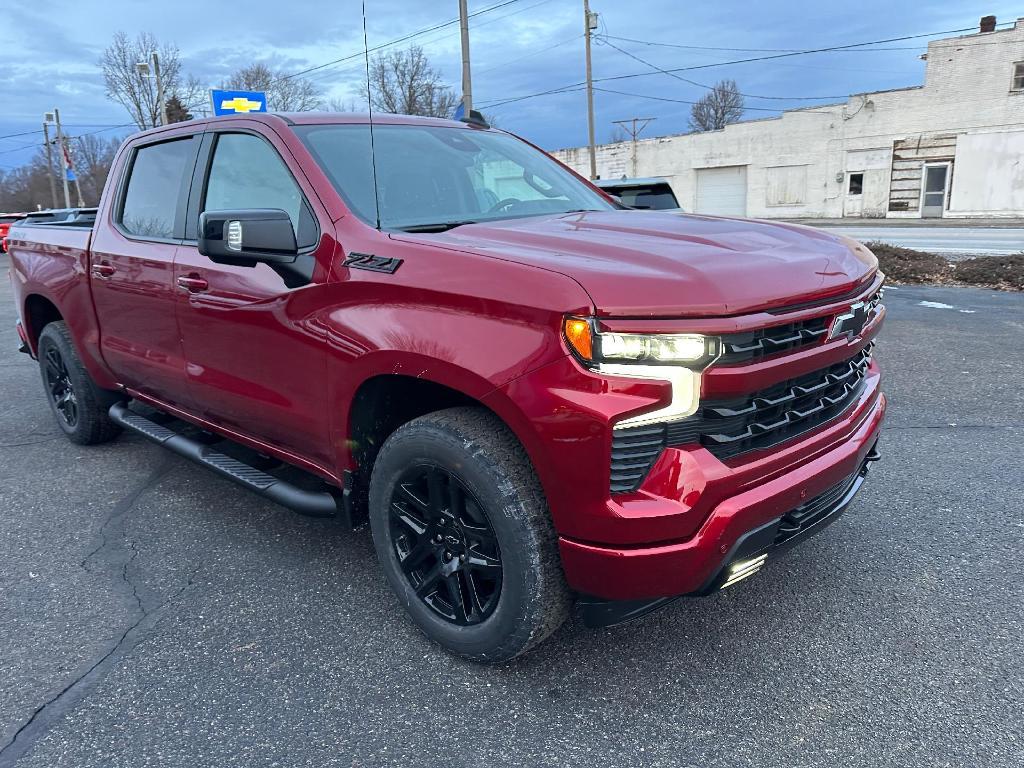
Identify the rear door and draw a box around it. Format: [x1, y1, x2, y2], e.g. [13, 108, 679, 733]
[89, 133, 200, 405]
[172, 127, 334, 471]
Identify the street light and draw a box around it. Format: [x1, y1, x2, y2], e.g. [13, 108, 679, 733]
[136, 52, 169, 127]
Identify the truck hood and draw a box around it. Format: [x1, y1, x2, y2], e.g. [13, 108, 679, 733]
[396, 211, 878, 317]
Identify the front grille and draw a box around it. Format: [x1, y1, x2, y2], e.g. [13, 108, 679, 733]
[774, 470, 860, 546]
[718, 287, 883, 365]
[609, 345, 873, 493]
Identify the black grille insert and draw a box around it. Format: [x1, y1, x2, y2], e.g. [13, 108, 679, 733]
[609, 346, 873, 493]
[774, 470, 860, 545]
[719, 316, 830, 364]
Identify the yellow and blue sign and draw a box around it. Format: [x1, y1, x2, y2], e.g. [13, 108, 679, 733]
[211, 90, 268, 116]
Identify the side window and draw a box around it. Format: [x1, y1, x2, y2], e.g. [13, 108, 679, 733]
[120, 138, 195, 239]
[204, 133, 317, 249]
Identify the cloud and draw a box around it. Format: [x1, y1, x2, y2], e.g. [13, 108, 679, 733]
[2, 0, 1016, 169]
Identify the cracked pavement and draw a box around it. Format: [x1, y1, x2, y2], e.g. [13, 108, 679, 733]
[0, 256, 1021, 767]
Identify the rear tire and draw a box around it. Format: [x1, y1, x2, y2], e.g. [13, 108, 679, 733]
[369, 407, 570, 663]
[37, 322, 122, 445]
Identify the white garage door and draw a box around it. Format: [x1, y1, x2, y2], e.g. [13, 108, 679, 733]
[695, 165, 748, 216]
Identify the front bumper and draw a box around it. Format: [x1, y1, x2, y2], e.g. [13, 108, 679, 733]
[560, 387, 886, 615]
[578, 440, 881, 627]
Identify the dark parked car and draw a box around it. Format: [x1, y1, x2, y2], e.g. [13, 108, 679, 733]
[596, 177, 681, 210]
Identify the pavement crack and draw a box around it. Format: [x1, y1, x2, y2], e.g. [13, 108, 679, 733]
[0, 574, 200, 766]
[0, 454, 187, 766]
[80, 456, 176, 572]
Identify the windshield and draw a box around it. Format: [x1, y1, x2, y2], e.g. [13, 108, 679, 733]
[296, 123, 614, 231]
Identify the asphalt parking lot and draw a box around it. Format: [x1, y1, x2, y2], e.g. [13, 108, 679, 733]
[1, 257, 1021, 767]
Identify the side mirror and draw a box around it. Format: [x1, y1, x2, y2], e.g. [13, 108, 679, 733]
[198, 209, 297, 265]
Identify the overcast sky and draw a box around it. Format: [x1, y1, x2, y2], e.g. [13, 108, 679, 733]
[2, 0, 1022, 175]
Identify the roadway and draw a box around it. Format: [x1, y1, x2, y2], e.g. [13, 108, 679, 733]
[1, 258, 1021, 766]
[816, 225, 1023, 258]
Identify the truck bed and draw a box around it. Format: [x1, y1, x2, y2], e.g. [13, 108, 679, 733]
[7, 222, 107, 384]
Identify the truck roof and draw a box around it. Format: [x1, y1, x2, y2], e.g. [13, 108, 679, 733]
[126, 112, 488, 143]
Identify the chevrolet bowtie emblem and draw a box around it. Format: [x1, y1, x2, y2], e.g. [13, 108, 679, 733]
[829, 302, 869, 340]
[220, 96, 264, 113]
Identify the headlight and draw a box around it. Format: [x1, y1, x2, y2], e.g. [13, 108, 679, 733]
[563, 317, 720, 368]
[563, 317, 721, 429]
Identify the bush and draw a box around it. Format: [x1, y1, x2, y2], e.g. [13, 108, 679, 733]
[953, 254, 1024, 291]
[865, 242, 950, 284]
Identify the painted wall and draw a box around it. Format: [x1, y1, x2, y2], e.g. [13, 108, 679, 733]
[949, 130, 1024, 215]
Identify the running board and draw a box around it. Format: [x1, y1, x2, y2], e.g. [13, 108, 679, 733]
[109, 402, 339, 518]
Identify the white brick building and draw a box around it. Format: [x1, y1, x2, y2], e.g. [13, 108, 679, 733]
[552, 17, 1024, 219]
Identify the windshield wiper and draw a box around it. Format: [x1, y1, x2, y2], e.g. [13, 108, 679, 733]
[396, 220, 478, 233]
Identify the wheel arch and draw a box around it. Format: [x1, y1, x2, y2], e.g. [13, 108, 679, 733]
[22, 293, 63, 353]
[340, 364, 555, 524]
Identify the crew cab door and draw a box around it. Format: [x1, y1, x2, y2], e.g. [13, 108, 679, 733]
[89, 133, 200, 406]
[172, 127, 334, 472]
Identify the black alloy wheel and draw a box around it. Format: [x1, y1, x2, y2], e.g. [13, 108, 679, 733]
[388, 465, 502, 626]
[44, 346, 78, 428]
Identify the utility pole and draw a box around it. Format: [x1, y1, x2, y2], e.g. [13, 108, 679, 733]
[137, 52, 168, 126]
[152, 52, 169, 127]
[583, 0, 598, 179]
[611, 117, 656, 176]
[458, 0, 473, 115]
[52, 109, 71, 208]
[41, 119, 59, 208]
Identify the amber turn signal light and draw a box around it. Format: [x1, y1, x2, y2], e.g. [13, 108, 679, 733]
[563, 317, 593, 361]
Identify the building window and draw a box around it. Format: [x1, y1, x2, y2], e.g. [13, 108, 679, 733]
[1013, 62, 1024, 91]
[848, 173, 864, 195]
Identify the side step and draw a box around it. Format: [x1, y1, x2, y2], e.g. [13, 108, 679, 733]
[109, 402, 340, 518]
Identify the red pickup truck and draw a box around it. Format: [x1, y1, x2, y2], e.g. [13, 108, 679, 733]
[6, 113, 885, 661]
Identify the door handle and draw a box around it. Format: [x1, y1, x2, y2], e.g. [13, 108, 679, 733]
[177, 274, 209, 293]
[91, 263, 115, 278]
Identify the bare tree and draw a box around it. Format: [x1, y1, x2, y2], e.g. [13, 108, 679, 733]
[608, 125, 629, 143]
[100, 32, 203, 129]
[224, 63, 322, 111]
[74, 134, 122, 205]
[689, 79, 745, 132]
[327, 96, 361, 112]
[0, 152, 52, 211]
[363, 46, 458, 118]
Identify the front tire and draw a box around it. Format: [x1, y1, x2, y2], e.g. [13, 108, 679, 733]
[369, 407, 570, 662]
[37, 322, 122, 445]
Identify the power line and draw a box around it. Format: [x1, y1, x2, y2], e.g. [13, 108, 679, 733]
[597, 36, 846, 100]
[598, 34, 925, 53]
[480, 22, 1018, 109]
[600, 28, 1019, 53]
[594, 87, 835, 113]
[299, 0, 560, 88]
[591, 23, 1020, 86]
[0, 140, 43, 156]
[477, 33, 583, 75]
[278, 0, 524, 82]
[482, 84, 585, 109]
[0, 129, 44, 141]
